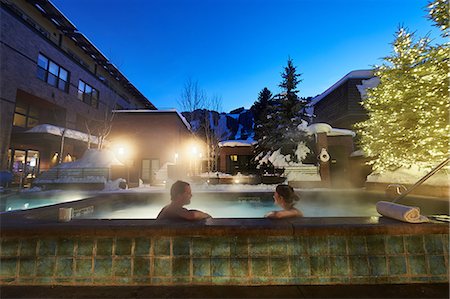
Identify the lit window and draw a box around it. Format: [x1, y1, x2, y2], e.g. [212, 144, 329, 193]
[13, 100, 40, 128]
[230, 155, 238, 162]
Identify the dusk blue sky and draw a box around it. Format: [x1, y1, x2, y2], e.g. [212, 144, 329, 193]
[52, 0, 442, 113]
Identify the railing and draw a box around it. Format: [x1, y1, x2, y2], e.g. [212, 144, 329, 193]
[36, 167, 110, 181]
[392, 157, 450, 203]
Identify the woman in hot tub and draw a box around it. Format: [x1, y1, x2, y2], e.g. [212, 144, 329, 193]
[265, 184, 303, 219]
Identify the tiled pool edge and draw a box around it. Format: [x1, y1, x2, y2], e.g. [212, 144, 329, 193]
[0, 218, 448, 286]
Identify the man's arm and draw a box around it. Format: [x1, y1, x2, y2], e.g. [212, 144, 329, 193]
[177, 208, 211, 220]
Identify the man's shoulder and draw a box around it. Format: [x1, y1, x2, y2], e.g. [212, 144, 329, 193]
[157, 204, 189, 220]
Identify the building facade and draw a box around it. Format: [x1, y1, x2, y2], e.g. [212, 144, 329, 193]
[0, 0, 155, 185]
[309, 70, 375, 130]
[109, 111, 195, 187]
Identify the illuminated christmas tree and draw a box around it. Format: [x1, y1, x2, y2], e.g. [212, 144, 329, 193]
[356, 1, 449, 171]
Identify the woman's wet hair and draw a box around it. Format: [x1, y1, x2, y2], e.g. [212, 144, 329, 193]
[276, 184, 300, 208]
[170, 180, 190, 200]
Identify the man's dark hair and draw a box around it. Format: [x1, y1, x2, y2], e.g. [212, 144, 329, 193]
[170, 180, 190, 200]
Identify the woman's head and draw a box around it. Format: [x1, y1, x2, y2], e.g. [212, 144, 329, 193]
[274, 184, 300, 208]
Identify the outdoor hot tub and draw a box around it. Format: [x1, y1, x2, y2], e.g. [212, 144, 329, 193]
[0, 189, 448, 288]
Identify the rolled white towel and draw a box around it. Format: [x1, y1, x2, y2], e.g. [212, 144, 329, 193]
[376, 201, 429, 223]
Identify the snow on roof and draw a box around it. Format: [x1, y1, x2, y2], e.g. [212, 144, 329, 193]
[309, 70, 374, 107]
[356, 77, 380, 99]
[307, 123, 356, 137]
[113, 109, 191, 131]
[219, 139, 257, 147]
[26, 124, 99, 143]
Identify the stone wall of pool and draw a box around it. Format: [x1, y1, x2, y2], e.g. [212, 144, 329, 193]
[0, 214, 448, 286]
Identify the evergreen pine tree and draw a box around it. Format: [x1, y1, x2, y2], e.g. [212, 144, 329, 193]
[272, 58, 310, 162]
[356, 18, 449, 171]
[254, 58, 313, 170]
[251, 87, 273, 142]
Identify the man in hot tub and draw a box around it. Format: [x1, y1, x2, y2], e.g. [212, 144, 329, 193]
[157, 180, 212, 220]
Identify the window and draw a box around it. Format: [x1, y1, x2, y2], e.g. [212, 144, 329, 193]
[36, 53, 70, 92]
[230, 155, 238, 162]
[77, 80, 99, 108]
[13, 100, 39, 128]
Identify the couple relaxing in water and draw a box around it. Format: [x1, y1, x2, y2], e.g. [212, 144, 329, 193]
[156, 180, 303, 220]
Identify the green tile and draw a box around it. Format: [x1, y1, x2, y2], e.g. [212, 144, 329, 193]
[442, 235, 448, 255]
[192, 237, 212, 257]
[55, 257, 74, 277]
[134, 238, 151, 256]
[408, 255, 427, 275]
[366, 235, 386, 255]
[388, 256, 407, 275]
[330, 256, 349, 276]
[268, 237, 290, 256]
[405, 235, 425, 254]
[192, 276, 211, 283]
[386, 236, 404, 254]
[348, 236, 367, 255]
[34, 277, 53, 284]
[250, 258, 269, 277]
[368, 256, 387, 276]
[55, 278, 73, 284]
[1, 278, 16, 283]
[424, 235, 444, 255]
[57, 239, 75, 256]
[172, 276, 191, 283]
[94, 257, 112, 277]
[74, 278, 93, 284]
[113, 257, 131, 277]
[77, 239, 94, 256]
[230, 258, 248, 277]
[249, 237, 269, 256]
[172, 257, 190, 276]
[115, 238, 132, 255]
[172, 237, 191, 256]
[1, 239, 19, 256]
[133, 277, 151, 284]
[153, 257, 171, 276]
[36, 257, 55, 277]
[310, 256, 330, 276]
[308, 236, 328, 255]
[389, 276, 410, 284]
[211, 258, 230, 277]
[230, 237, 248, 257]
[193, 258, 210, 277]
[293, 237, 308, 256]
[270, 257, 289, 277]
[151, 277, 172, 284]
[19, 239, 38, 256]
[96, 238, 113, 256]
[211, 276, 231, 284]
[133, 257, 150, 276]
[428, 255, 447, 275]
[328, 236, 347, 255]
[350, 256, 369, 276]
[291, 256, 310, 277]
[19, 258, 35, 276]
[153, 238, 171, 256]
[0, 257, 17, 276]
[75, 258, 93, 277]
[429, 275, 449, 283]
[211, 237, 230, 257]
[39, 239, 57, 256]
